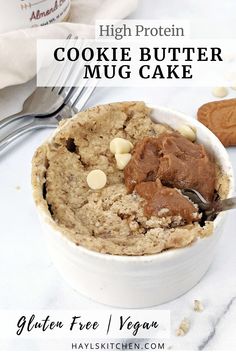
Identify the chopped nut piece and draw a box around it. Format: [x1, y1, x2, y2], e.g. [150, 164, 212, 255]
[212, 86, 228, 98]
[176, 318, 190, 336]
[110, 137, 133, 154]
[194, 299, 204, 312]
[115, 153, 132, 170]
[86, 169, 107, 190]
[177, 125, 196, 142]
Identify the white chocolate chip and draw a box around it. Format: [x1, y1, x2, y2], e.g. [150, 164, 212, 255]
[177, 125, 196, 142]
[110, 138, 133, 154]
[176, 318, 190, 336]
[212, 87, 228, 98]
[86, 169, 107, 190]
[115, 153, 131, 170]
[194, 299, 204, 312]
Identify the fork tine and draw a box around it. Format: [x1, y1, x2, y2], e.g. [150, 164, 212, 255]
[39, 68, 88, 117]
[43, 34, 73, 91]
[36, 77, 97, 119]
[55, 50, 91, 107]
[70, 81, 98, 112]
[52, 36, 80, 94]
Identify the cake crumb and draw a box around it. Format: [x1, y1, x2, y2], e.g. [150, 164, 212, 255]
[194, 299, 204, 312]
[176, 318, 190, 336]
[15, 185, 21, 191]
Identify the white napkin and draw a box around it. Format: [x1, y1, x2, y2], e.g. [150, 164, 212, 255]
[0, 0, 138, 90]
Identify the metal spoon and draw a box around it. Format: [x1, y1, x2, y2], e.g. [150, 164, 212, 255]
[181, 188, 236, 221]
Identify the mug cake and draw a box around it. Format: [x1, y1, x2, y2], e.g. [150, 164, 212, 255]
[32, 102, 229, 256]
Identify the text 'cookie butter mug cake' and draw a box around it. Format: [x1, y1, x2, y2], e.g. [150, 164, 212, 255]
[32, 102, 233, 307]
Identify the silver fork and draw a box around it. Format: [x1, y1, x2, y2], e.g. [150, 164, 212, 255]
[182, 188, 236, 220]
[0, 34, 75, 131]
[0, 83, 97, 153]
[0, 36, 97, 153]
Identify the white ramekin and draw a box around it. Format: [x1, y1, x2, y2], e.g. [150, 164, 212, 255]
[34, 105, 234, 308]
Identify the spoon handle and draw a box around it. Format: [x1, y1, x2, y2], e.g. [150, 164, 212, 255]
[215, 197, 236, 212]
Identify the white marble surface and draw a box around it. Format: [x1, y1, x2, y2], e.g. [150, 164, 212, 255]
[1, 0, 236, 351]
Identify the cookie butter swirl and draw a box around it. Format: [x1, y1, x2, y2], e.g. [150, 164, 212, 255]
[124, 133, 216, 222]
[135, 180, 199, 223]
